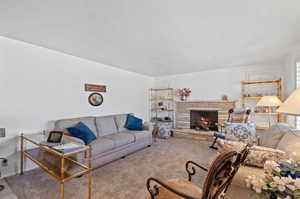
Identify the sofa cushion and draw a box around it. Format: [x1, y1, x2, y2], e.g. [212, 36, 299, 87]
[277, 130, 300, 153]
[95, 116, 118, 136]
[127, 130, 151, 142]
[90, 138, 115, 155]
[67, 122, 97, 145]
[259, 123, 290, 148]
[54, 117, 97, 137]
[104, 133, 135, 148]
[125, 114, 143, 131]
[114, 114, 128, 132]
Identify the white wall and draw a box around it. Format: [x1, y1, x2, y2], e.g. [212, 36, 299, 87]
[155, 63, 284, 107]
[0, 36, 153, 176]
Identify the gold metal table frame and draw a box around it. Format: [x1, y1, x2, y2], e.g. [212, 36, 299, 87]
[20, 134, 92, 199]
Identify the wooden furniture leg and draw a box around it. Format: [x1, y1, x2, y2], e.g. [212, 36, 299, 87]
[20, 134, 24, 175]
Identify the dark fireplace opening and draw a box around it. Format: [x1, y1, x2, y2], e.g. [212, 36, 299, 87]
[190, 110, 218, 131]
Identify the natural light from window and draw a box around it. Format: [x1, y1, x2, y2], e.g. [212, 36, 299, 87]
[297, 62, 300, 129]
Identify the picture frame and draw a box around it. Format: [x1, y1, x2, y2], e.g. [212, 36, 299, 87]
[47, 131, 63, 143]
[88, 92, 104, 107]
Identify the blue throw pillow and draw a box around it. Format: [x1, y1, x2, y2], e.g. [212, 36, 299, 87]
[125, 114, 143, 131]
[67, 122, 97, 145]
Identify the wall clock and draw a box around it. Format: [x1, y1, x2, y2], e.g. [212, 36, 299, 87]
[88, 92, 104, 106]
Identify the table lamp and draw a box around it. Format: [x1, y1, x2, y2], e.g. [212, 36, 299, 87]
[256, 96, 282, 127]
[277, 87, 300, 116]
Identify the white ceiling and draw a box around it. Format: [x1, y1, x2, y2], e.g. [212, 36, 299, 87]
[0, 0, 300, 76]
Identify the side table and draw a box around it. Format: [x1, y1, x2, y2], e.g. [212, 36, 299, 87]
[20, 134, 92, 199]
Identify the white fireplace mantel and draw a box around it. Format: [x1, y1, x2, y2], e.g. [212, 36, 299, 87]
[187, 107, 222, 111]
[175, 100, 236, 129]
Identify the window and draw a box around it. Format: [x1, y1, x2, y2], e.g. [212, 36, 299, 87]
[296, 62, 300, 129]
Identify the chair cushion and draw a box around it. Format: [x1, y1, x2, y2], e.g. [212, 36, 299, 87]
[103, 133, 135, 148]
[145, 179, 202, 199]
[54, 117, 97, 137]
[95, 116, 118, 136]
[114, 114, 129, 132]
[127, 130, 151, 142]
[259, 123, 290, 148]
[276, 130, 300, 153]
[232, 166, 264, 189]
[225, 122, 257, 144]
[90, 138, 115, 155]
[67, 122, 97, 145]
[125, 114, 143, 131]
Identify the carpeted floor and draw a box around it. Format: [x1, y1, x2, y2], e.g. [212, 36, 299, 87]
[5, 137, 247, 199]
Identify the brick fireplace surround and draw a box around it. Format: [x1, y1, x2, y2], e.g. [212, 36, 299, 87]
[175, 100, 236, 130]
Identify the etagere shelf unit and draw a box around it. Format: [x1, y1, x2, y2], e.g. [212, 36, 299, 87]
[242, 79, 283, 130]
[149, 88, 175, 128]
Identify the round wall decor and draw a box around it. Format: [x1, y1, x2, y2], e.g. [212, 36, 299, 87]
[88, 93, 103, 106]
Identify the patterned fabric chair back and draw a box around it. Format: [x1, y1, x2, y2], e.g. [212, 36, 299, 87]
[227, 108, 251, 123]
[201, 146, 250, 199]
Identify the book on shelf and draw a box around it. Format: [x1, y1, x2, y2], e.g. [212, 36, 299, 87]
[52, 142, 84, 153]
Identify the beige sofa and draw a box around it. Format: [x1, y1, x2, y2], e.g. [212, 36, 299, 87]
[217, 123, 300, 198]
[54, 113, 153, 169]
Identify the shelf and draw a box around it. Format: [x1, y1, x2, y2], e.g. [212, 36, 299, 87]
[243, 96, 263, 99]
[151, 109, 174, 112]
[253, 112, 279, 115]
[151, 120, 174, 123]
[256, 126, 268, 130]
[151, 98, 174, 101]
[151, 88, 174, 91]
[242, 79, 281, 85]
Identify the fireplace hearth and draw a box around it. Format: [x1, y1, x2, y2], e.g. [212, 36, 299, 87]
[190, 110, 218, 131]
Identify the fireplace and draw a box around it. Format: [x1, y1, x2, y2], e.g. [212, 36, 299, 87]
[190, 110, 218, 131]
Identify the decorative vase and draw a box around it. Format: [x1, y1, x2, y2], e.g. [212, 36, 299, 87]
[180, 96, 185, 101]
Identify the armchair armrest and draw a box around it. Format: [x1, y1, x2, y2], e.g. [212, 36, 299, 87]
[146, 177, 201, 199]
[185, 161, 208, 181]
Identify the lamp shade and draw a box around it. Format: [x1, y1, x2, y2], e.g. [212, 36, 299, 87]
[256, 96, 282, 107]
[277, 87, 300, 116]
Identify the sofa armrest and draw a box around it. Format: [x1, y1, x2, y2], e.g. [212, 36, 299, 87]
[143, 122, 154, 133]
[62, 135, 85, 145]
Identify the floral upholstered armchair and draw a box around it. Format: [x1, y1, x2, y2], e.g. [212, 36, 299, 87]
[210, 108, 256, 149]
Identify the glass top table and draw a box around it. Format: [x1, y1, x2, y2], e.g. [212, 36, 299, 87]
[20, 133, 92, 199]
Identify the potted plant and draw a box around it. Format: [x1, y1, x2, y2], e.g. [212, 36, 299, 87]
[177, 88, 192, 101]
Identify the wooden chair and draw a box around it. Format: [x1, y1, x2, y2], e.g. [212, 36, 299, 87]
[146, 145, 250, 199]
[210, 108, 251, 150]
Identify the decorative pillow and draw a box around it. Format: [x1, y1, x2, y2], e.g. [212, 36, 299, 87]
[217, 139, 288, 168]
[259, 123, 290, 148]
[276, 130, 300, 152]
[224, 122, 257, 144]
[125, 114, 143, 131]
[67, 122, 97, 145]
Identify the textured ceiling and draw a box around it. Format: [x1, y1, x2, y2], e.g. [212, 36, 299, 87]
[0, 0, 300, 76]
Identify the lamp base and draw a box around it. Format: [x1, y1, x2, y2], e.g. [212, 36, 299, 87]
[0, 184, 4, 192]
